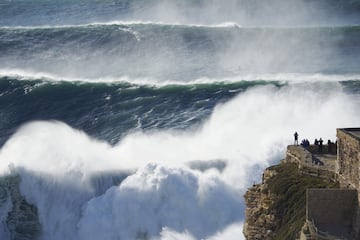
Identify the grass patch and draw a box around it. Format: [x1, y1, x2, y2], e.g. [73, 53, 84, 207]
[266, 163, 338, 239]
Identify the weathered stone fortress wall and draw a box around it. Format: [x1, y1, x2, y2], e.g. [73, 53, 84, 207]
[306, 189, 357, 239]
[336, 128, 360, 239]
[284, 146, 336, 181]
[336, 129, 360, 190]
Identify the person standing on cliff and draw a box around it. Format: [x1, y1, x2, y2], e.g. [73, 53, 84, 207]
[318, 138, 323, 152]
[327, 139, 332, 153]
[294, 131, 299, 145]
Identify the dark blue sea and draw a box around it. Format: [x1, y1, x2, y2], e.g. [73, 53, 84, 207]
[0, 1, 360, 239]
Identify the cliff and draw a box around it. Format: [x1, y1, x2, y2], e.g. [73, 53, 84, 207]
[243, 161, 338, 240]
[243, 168, 277, 240]
[244, 129, 360, 239]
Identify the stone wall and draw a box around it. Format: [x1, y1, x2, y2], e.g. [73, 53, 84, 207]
[285, 145, 313, 165]
[285, 146, 336, 181]
[336, 129, 360, 239]
[306, 189, 357, 239]
[336, 129, 360, 190]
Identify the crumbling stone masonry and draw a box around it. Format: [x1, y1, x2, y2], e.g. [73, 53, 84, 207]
[336, 128, 360, 239]
[306, 189, 357, 239]
[336, 128, 360, 189]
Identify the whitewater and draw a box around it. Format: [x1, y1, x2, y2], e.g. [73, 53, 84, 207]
[0, 1, 360, 239]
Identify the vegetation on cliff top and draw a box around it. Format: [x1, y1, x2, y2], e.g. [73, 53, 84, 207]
[266, 162, 338, 240]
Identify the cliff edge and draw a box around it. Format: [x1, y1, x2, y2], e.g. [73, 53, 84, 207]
[243, 146, 339, 240]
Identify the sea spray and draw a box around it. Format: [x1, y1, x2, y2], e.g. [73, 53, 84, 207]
[0, 82, 359, 239]
[1, 24, 359, 81]
[0, 0, 360, 239]
[78, 164, 243, 240]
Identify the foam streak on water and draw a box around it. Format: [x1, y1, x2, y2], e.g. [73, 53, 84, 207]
[1, 69, 360, 85]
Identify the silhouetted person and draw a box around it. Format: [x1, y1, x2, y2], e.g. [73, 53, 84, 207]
[294, 132, 299, 145]
[318, 138, 323, 152]
[314, 138, 318, 145]
[327, 140, 332, 153]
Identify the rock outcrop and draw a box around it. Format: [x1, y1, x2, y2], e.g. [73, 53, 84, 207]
[243, 161, 338, 240]
[243, 168, 277, 240]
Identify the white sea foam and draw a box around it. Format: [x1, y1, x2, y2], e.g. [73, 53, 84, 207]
[78, 164, 243, 240]
[0, 83, 359, 239]
[0, 21, 242, 30]
[90, 20, 242, 29]
[1, 68, 360, 86]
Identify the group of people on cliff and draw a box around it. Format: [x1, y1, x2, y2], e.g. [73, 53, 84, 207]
[313, 138, 324, 152]
[294, 131, 336, 153]
[294, 132, 311, 148]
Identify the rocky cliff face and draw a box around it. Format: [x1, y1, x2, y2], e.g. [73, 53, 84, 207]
[243, 161, 338, 240]
[243, 169, 277, 240]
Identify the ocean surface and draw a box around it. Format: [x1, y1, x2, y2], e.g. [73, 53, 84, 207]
[0, 1, 360, 239]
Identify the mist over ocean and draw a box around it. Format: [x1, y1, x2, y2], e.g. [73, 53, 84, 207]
[0, 1, 360, 239]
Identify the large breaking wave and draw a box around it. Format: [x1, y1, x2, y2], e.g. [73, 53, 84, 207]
[0, 82, 360, 239]
[1, 24, 360, 80]
[1, 0, 360, 239]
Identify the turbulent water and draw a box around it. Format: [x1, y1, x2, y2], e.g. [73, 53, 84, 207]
[0, 1, 360, 239]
